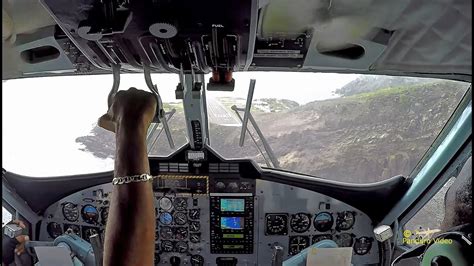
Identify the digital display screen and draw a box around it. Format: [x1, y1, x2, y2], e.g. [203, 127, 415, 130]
[220, 199, 245, 212]
[223, 245, 244, 249]
[220, 217, 244, 230]
[223, 234, 244, 239]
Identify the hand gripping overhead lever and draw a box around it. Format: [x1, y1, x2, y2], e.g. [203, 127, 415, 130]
[107, 63, 175, 149]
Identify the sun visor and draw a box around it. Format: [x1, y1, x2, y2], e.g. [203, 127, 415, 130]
[372, 0, 472, 79]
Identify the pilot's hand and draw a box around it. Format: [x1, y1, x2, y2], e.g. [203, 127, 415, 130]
[11, 220, 29, 256]
[98, 87, 157, 133]
[2, 219, 30, 265]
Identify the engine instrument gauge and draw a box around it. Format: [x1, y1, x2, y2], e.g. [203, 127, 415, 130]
[189, 209, 200, 220]
[160, 226, 174, 240]
[159, 212, 173, 225]
[81, 205, 99, 224]
[354, 236, 373, 255]
[175, 227, 188, 240]
[62, 202, 79, 222]
[173, 197, 188, 211]
[312, 234, 332, 244]
[190, 254, 204, 266]
[82, 227, 99, 241]
[189, 221, 200, 232]
[161, 240, 174, 252]
[288, 236, 310, 255]
[314, 212, 334, 232]
[190, 233, 201, 243]
[265, 213, 288, 235]
[290, 213, 311, 233]
[334, 233, 354, 247]
[335, 211, 356, 231]
[159, 197, 173, 211]
[64, 224, 80, 236]
[175, 241, 189, 253]
[174, 212, 188, 225]
[100, 207, 109, 225]
[47, 222, 63, 238]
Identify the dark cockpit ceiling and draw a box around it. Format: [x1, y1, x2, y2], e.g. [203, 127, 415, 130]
[2, 0, 472, 81]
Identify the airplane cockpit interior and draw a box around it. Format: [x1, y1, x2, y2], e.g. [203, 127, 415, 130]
[2, 0, 472, 265]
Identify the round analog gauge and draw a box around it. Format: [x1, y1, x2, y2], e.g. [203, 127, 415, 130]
[189, 209, 200, 220]
[81, 205, 99, 224]
[161, 240, 174, 252]
[336, 211, 356, 231]
[82, 227, 99, 241]
[47, 222, 63, 238]
[159, 212, 173, 225]
[265, 214, 288, 235]
[174, 212, 188, 225]
[189, 221, 200, 232]
[190, 233, 201, 243]
[314, 212, 334, 232]
[190, 254, 204, 266]
[175, 241, 189, 253]
[62, 202, 79, 222]
[335, 233, 354, 247]
[173, 197, 188, 211]
[159, 197, 173, 211]
[290, 213, 311, 233]
[64, 224, 80, 236]
[160, 226, 174, 240]
[312, 234, 332, 244]
[100, 207, 109, 225]
[288, 236, 310, 255]
[354, 236, 373, 255]
[175, 227, 188, 240]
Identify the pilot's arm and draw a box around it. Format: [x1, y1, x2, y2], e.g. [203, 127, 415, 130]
[98, 88, 157, 266]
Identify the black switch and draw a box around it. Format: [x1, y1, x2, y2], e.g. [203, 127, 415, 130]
[193, 198, 199, 206]
[170, 256, 181, 266]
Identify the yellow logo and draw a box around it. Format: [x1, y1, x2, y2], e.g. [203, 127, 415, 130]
[402, 227, 451, 245]
[403, 230, 412, 238]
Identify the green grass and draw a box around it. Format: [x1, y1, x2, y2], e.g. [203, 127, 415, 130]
[346, 81, 440, 101]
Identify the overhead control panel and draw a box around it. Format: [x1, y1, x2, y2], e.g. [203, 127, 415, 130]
[35, 0, 394, 77]
[40, 0, 253, 80]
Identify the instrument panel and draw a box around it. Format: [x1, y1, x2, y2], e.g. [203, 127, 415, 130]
[40, 162, 379, 265]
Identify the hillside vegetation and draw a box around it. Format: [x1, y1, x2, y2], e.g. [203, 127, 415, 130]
[76, 76, 468, 183]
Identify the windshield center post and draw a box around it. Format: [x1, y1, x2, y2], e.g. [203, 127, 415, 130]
[180, 70, 209, 151]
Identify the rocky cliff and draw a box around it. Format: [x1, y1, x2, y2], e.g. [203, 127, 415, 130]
[76, 77, 468, 183]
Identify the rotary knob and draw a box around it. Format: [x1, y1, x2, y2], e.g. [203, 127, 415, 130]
[149, 23, 178, 39]
[215, 182, 226, 192]
[228, 182, 239, 193]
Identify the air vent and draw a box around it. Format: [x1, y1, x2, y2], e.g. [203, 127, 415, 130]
[209, 163, 239, 173]
[20, 46, 60, 64]
[317, 44, 365, 60]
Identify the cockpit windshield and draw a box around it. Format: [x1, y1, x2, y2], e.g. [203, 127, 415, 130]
[2, 73, 470, 183]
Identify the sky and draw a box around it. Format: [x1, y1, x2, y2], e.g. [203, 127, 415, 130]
[2, 72, 358, 177]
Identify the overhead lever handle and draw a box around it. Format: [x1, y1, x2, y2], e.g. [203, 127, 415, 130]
[143, 65, 175, 149]
[108, 63, 121, 107]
